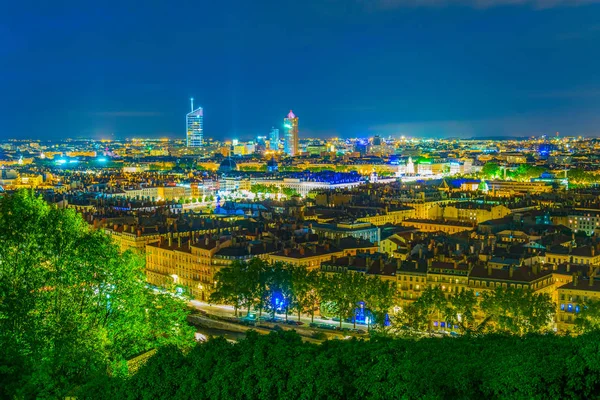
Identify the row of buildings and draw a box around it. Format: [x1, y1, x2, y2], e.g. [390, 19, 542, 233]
[186, 103, 300, 156]
[136, 211, 600, 332]
[86, 178, 600, 334]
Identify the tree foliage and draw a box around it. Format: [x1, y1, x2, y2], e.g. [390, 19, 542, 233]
[211, 259, 395, 328]
[250, 184, 277, 195]
[282, 187, 300, 198]
[480, 287, 554, 335]
[0, 190, 194, 398]
[264, 262, 294, 320]
[575, 298, 600, 333]
[84, 330, 600, 400]
[210, 260, 254, 316]
[321, 271, 367, 328]
[445, 289, 478, 333]
[405, 286, 448, 334]
[481, 162, 501, 179]
[507, 164, 547, 181]
[290, 268, 321, 322]
[568, 168, 596, 185]
[395, 286, 554, 336]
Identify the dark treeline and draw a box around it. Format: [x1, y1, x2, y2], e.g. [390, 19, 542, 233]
[83, 330, 600, 400]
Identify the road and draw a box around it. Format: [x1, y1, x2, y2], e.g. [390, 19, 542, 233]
[188, 300, 368, 332]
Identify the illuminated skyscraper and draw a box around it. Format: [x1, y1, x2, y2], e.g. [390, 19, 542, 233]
[283, 110, 299, 156]
[186, 98, 203, 147]
[269, 127, 280, 150]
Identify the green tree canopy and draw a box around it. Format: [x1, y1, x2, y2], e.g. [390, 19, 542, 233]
[85, 330, 600, 400]
[364, 276, 396, 328]
[568, 168, 595, 185]
[321, 271, 367, 328]
[210, 260, 254, 316]
[291, 269, 322, 322]
[508, 164, 547, 181]
[574, 298, 600, 333]
[480, 287, 554, 335]
[410, 286, 448, 335]
[445, 289, 478, 333]
[481, 162, 501, 179]
[0, 190, 194, 398]
[282, 187, 300, 198]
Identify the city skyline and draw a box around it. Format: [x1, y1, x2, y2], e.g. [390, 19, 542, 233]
[5, 1, 600, 398]
[2, 1, 600, 140]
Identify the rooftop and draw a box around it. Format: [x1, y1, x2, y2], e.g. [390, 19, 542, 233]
[469, 265, 552, 282]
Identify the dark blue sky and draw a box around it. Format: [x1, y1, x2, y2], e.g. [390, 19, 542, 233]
[1, 0, 600, 141]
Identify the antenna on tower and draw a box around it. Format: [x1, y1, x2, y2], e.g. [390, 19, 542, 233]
[190, 97, 194, 112]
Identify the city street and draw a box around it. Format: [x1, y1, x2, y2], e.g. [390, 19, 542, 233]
[188, 299, 367, 332]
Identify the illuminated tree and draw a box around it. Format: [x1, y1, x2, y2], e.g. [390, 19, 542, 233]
[508, 164, 547, 181]
[210, 261, 253, 317]
[574, 298, 600, 333]
[394, 301, 430, 333]
[568, 168, 595, 185]
[321, 271, 367, 328]
[445, 289, 478, 333]
[282, 187, 300, 197]
[291, 269, 322, 322]
[264, 263, 294, 320]
[364, 277, 396, 328]
[250, 183, 279, 195]
[0, 190, 194, 398]
[411, 286, 448, 335]
[481, 162, 501, 179]
[480, 287, 554, 335]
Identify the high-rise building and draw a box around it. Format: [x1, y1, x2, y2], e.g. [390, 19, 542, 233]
[283, 110, 299, 156]
[269, 127, 280, 150]
[186, 98, 203, 147]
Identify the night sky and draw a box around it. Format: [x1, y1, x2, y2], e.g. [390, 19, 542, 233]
[1, 0, 600, 141]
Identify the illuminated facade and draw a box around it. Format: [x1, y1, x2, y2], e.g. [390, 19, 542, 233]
[357, 208, 414, 226]
[146, 236, 232, 301]
[186, 98, 204, 147]
[311, 221, 380, 244]
[556, 273, 600, 332]
[283, 110, 299, 156]
[250, 177, 363, 197]
[401, 218, 475, 234]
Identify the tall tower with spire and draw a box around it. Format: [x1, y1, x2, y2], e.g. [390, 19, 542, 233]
[283, 110, 299, 156]
[186, 97, 204, 147]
